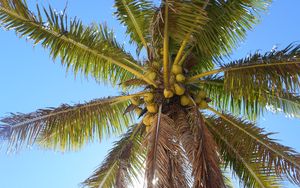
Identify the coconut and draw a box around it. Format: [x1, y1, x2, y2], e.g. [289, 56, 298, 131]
[199, 100, 208, 109]
[174, 83, 185, 96]
[146, 71, 157, 82]
[198, 90, 207, 99]
[171, 64, 183, 74]
[143, 114, 151, 126]
[180, 95, 191, 106]
[147, 103, 158, 113]
[144, 93, 154, 102]
[130, 97, 140, 105]
[194, 96, 202, 104]
[176, 74, 186, 82]
[135, 107, 143, 115]
[164, 89, 174, 98]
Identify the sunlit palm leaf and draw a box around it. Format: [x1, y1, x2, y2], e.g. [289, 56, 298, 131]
[114, 0, 154, 53]
[0, 96, 134, 151]
[199, 76, 300, 120]
[151, 0, 208, 52]
[0, 0, 157, 86]
[192, 0, 271, 65]
[207, 119, 282, 188]
[82, 124, 145, 188]
[206, 110, 300, 186]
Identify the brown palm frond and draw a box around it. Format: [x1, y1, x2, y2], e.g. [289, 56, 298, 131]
[0, 96, 134, 151]
[207, 110, 300, 186]
[176, 108, 225, 188]
[145, 110, 189, 188]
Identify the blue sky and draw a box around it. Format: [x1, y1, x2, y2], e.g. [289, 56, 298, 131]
[0, 0, 300, 187]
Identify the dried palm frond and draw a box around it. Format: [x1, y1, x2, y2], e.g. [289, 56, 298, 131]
[145, 110, 189, 188]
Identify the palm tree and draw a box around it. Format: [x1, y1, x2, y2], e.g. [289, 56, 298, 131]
[1, 0, 300, 187]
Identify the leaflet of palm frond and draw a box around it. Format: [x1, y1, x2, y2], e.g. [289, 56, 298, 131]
[0, 0, 149, 86]
[192, 0, 271, 65]
[198, 74, 300, 120]
[206, 118, 282, 188]
[220, 44, 300, 97]
[176, 108, 225, 188]
[145, 113, 189, 188]
[151, 0, 208, 50]
[0, 96, 133, 152]
[206, 113, 300, 186]
[114, 0, 155, 53]
[81, 124, 145, 188]
[120, 78, 148, 89]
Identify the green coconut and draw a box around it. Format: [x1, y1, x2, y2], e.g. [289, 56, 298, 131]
[198, 90, 207, 98]
[164, 89, 174, 98]
[171, 64, 183, 74]
[143, 114, 152, 126]
[147, 103, 158, 113]
[174, 83, 185, 96]
[180, 95, 191, 106]
[146, 71, 157, 81]
[144, 93, 154, 102]
[176, 74, 186, 82]
[130, 97, 140, 105]
[199, 100, 208, 109]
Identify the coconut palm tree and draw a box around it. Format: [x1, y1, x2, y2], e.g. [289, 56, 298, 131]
[1, 0, 300, 187]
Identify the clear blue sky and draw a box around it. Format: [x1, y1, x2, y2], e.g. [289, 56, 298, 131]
[0, 0, 299, 187]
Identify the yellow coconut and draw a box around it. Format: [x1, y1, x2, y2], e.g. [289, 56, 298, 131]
[146, 71, 157, 81]
[135, 107, 143, 115]
[176, 74, 186, 82]
[198, 90, 207, 99]
[199, 100, 208, 109]
[174, 83, 185, 96]
[143, 114, 151, 126]
[147, 103, 158, 113]
[194, 96, 202, 104]
[164, 89, 174, 98]
[130, 97, 140, 105]
[171, 64, 183, 74]
[180, 95, 191, 106]
[144, 93, 154, 102]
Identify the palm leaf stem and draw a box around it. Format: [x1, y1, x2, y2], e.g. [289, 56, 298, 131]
[188, 61, 300, 83]
[163, 0, 170, 88]
[120, 0, 148, 49]
[208, 106, 300, 170]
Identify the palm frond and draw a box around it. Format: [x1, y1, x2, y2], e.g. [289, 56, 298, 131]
[0, 95, 135, 151]
[176, 108, 225, 188]
[151, 0, 208, 52]
[145, 110, 189, 188]
[207, 119, 282, 188]
[192, 0, 271, 65]
[114, 0, 154, 53]
[189, 45, 300, 94]
[81, 124, 145, 188]
[207, 109, 300, 186]
[0, 0, 157, 86]
[198, 76, 300, 120]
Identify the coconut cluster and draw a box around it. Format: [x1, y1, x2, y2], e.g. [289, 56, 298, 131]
[130, 62, 210, 130]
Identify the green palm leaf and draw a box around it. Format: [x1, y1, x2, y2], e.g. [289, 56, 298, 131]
[0, 0, 157, 86]
[199, 76, 300, 120]
[207, 110, 300, 186]
[192, 0, 271, 64]
[82, 124, 145, 188]
[114, 0, 154, 52]
[0, 95, 135, 151]
[207, 119, 282, 188]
